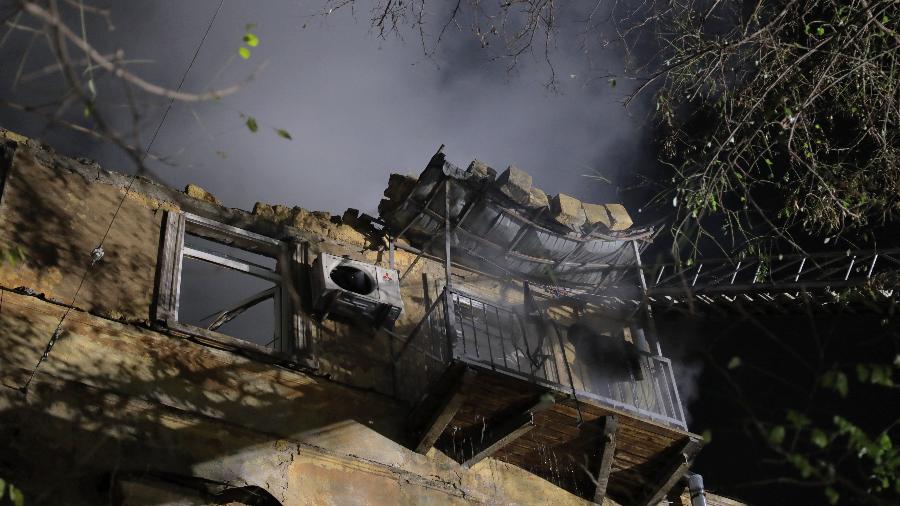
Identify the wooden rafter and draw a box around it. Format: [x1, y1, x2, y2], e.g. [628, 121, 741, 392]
[592, 415, 618, 503]
[461, 393, 556, 468]
[635, 436, 703, 506]
[408, 363, 477, 454]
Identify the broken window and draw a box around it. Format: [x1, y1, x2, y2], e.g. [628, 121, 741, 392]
[154, 212, 310, 358]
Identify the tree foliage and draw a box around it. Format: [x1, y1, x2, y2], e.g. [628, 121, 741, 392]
[641, 0, 900, 256]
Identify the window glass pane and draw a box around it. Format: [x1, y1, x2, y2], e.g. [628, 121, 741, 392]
[179, 257, 277, 348]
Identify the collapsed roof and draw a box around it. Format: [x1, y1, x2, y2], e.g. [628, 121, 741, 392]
[378, 150, 653, 289]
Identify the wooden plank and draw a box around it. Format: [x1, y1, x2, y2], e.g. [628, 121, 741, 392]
[593, 415, 618, 503]
[462, 414, 535, 468]
[635, 436, 703, 506]
[410, 364, 477, 454]
[152, 211, 185, 325]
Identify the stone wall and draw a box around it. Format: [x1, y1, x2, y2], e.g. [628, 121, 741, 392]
[0, 131, 594, 505]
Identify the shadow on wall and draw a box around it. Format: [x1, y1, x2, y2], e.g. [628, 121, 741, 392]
[0, 287, 411, 505]
[0, 143, 163, 322]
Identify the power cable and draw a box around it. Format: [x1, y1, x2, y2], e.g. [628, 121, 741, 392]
[19, 0, 226, 393]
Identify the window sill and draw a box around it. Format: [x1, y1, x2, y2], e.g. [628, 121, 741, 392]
[163, 320, 318, 371]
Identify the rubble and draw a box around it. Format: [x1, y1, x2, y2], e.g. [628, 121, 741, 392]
[605, 203, 633, 231]
[582, 202, 612, 230]
[550, 193, 587, 229]
[525, 187, 549, 210]
[496, 165, 533, 205]
[184, 184, 222, 206]
[466, 160, 496, 181]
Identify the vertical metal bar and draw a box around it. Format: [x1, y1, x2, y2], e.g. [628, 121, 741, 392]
[388, 238, 395, 270]
[794, 257, 807, 282]
[480, 302, 495, 369]
[845, 256, 857, 281]
[467, 297, 481, 359]
[867, 254, 879, 278]
[421, 273, 436, 361]
[493, 307, 509, 369]
[730, 261, 741, 285]
[649, 357, 667, 416]
[454, 294, 467, 356]
[549, 320, 584, 426]
[691, 264, 703, 287]
[655, 265, 666, 286]
[515, 313, 536, 382]
[632, 240, 663, 356]
[666, 359, 686, 424]
[502, 311, 521, 373]
[442, 179, 458, 358]
[657, 358, 677, 419]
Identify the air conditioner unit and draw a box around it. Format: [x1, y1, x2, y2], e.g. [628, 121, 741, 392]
[311, 252, 404, 328]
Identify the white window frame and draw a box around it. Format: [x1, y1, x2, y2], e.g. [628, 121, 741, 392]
[154, 211, 312, 361]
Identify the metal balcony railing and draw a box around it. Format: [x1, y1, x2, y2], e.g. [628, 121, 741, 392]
[394, 287, 687, 430]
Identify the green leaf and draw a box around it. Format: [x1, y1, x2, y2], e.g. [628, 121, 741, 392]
[834, 371, 849, 397]
[786, 409, 810, 428]
[816, 26, 825, 36]
[276, 129, 292, 140]
[787, 453, 814, 478]
[769, 425, 786, 446]
[245, 117, 258, 133]
[822, 370, 849, 397]
[243, 33, 259, 47]
[0, 477, 6, 498]
[764, 158, 773, 166]
[856, 363, 870, 382]
[10, 485, 24, 506]
[870, 364, 894, 386]
[87, 78, 97, 97]
[727, 356, 742, 369]
[701, 429, 713, 443]
[811, 428, 828, 448]
[824, 487, 839, 505]
[238, 46, 251, 59]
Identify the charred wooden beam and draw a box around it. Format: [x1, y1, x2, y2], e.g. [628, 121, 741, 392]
[462, 393, 555, 468]
[408, 363, 477, 454]
[592, 415, 618, 503]
[635, 436, 703, 506]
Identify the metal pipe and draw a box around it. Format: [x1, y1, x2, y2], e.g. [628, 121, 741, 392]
[442, 179, 458, 358]
[687, 473, 707, 506]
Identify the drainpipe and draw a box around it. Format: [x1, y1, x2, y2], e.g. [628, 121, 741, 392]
[686, 473, 707, 506]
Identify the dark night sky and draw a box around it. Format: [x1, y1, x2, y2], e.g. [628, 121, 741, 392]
[0, 0, 657, 217]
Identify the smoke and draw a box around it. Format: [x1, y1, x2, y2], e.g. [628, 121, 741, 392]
[0, 0, 658, 218]
[656, 321, 706, 425]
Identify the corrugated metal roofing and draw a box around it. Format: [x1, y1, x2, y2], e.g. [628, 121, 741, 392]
[379, 151, 653, 289]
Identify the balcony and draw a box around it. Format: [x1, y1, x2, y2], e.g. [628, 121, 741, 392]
[395, 287, 702, 505]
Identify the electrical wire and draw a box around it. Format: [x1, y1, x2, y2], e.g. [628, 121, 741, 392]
[19, 0, 226, 393]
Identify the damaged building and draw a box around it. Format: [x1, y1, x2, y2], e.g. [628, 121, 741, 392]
[0, 129, 742, 505]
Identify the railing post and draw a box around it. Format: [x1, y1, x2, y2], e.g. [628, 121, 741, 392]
[632, 240, 663, 356]
[443, 179, 458, 359]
